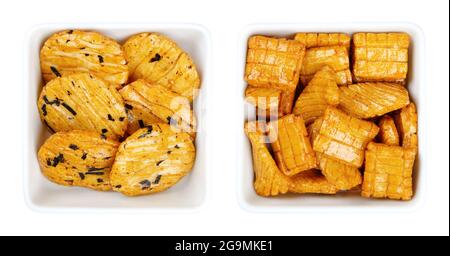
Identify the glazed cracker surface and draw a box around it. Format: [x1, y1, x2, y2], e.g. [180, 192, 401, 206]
[293, 66, 340, 125]
[308, 118, 362, 191]
[378, 115, 400, 146]
[38, 130, 119, 191]
[40, 30, 128, 88]
[300, 45, 352, 86]
[352, 33, 410, 83]
[395, 103, 418, 149]
[362, 142, 416, 200]
[123, 33, 200, 102]
[245, 35, 306, 91]
[311, 107, 379, 168]
[295, 33, 350, 49]
[119, 79, 196, 138]
[268, 115, 317, 176]
[339, 82, 410, 119]
[38, 73, 128, 140]
[245, 122, 290, 197]
[111, 124, 196, 197]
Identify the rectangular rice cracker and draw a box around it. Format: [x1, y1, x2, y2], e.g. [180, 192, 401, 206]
[300, 45, 352, 86]
[352, 33, 410, 83]
[245, 36, 306, 91]
[268, 114, 317, 176]
[295, 33, 350, 49]
[362, 142, 416, 200]
[312, 107, 379, 168]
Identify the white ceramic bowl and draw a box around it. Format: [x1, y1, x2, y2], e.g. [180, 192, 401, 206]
[24, 24, 211, 212]
[237, 23, 426, 212]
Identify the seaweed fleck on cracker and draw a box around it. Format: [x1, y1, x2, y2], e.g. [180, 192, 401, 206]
[110, 124, 195, 196]
[38, 130, 119, 191]
[40, 30, 128, 88]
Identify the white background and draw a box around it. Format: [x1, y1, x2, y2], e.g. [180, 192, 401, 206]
[0, 0, 448, 235]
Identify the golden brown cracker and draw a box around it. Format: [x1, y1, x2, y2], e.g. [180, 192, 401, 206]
[339, 82, 410, 119]
[312, 107, 379, 167]
[245, 35, 306, 91]
[268, 115, 317, 176]
[111, 124, 196, 196]
[38, 130, 119, 191]
[38, 73, 128, 140]
[245, 122, 290, 197]
[300, 46, 352, 86]
[119, 79, 196, 138]
[295, 33, 350, 49]
[123, 33, 200, 102]
[40, 29, 128, 88]
[293, 66, 340, 125]
[362, 142, 415, 200]
[395, 103, 418, 149]
[352, 33, 410, 83]
[378, 115, 400, 146]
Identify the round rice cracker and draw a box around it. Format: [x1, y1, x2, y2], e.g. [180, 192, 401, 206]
[123, 32, 200, 102]
[38, 130, 119, 191]
[111, 124, 196, 196]
[119, 79, 197, 139]
[38, 73, 128, 140]
[40, 29, 128, 88]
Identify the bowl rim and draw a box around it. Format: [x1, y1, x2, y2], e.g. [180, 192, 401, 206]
[22, 23, 213, 213]
[236, 22, 427, 213]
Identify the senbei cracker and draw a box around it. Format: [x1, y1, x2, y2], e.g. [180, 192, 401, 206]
[395, 103, 418, 149]
[38, 130, 119, 191]
[293, 66, 340, 125]
[312, 107, 379, 168]
[378, 115, 400, 146]
[268, 115, 317, 176]
[40, 30, 128, 88]
[123, 33, 200, 102]
[300, 45, 352, 86]
[308, 118, 362, 191]
[288, 170, 337, 195]
[119, 79, 196, 138]
[362, 142, 416, 200]
[339, 82, 410, 119]
[246, 121, 335, 196]
[38, 73, 128, 140]
[295, 33, 350, 49]
[352, 33, 410, 83]
[245, 122, 290, 197]
[111, 124, 195, 197]
[245, 35, 306, 91]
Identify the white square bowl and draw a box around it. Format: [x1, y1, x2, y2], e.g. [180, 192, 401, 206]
[237, 23, 426, 213]
[24, 24, 211, 212]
